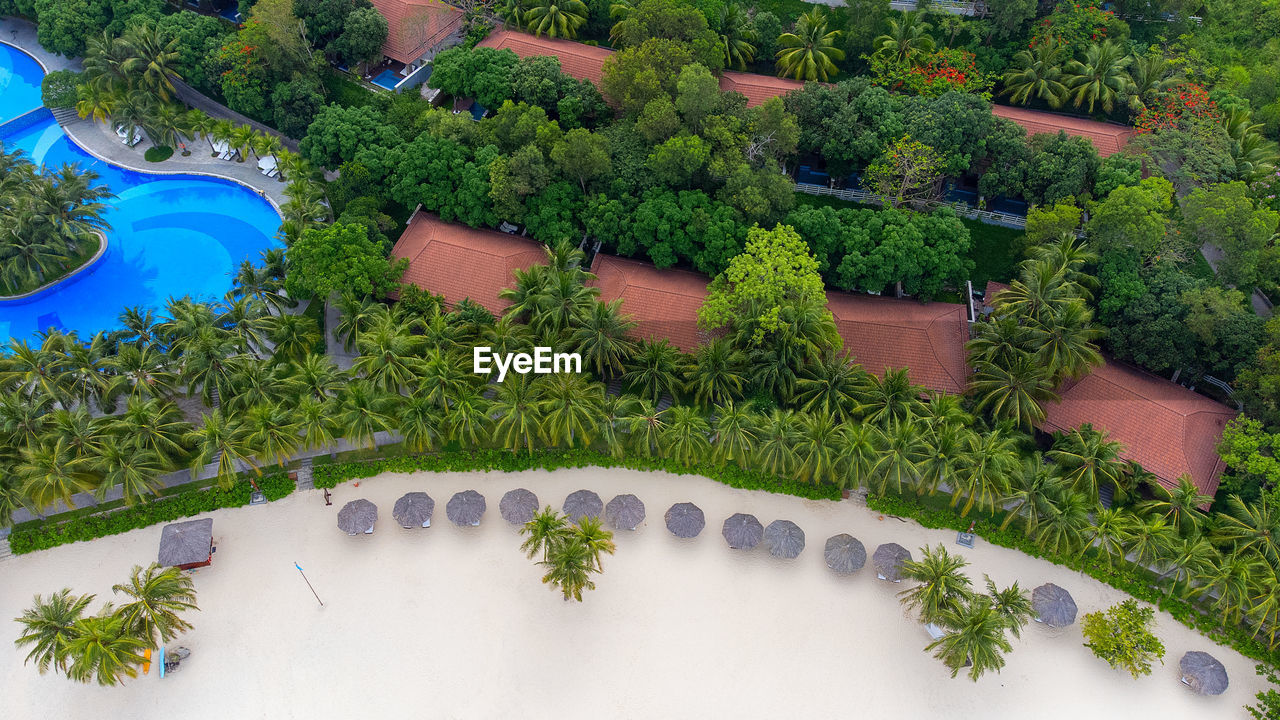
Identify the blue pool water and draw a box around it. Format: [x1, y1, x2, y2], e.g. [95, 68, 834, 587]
[371, 69, 401, 90]
[0, 44, 43, 124]
[0, 44, 282, 340]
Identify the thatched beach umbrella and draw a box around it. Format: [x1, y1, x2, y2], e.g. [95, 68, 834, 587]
[446, 490, 486, 527]
[158, 518, 214, 569]
[873, 543, 911, 582]
[824, 534, 866, 574]
[337, 499, 378, 535]
[500, 488, 539, 526]
[765, 520, 805, 559]
[563, 489, 603, 523]
[1031, 583, 1078, 627]
[605, 494, 646, 530]
[392, 492, 434, 529]
[665, 502, 705, 538]
[1179, 651, 1228, 695]
[722, 513, 764, 550]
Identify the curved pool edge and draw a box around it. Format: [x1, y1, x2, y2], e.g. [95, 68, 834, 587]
[0, 229, 108, 303]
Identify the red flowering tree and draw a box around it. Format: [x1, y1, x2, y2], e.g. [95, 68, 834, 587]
[1030, 2, 1128, 57]
[868, 48, 991, 98]
[1134, 83, 1222, 135]
[212, 33, 269, 119]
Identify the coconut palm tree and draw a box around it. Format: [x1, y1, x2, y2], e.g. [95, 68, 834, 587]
[1215, 493, 1280, 565]
[1063, 39, 1133, 114]
[521, 506, 570, 561]
[622, 338, 684, 403]
[185, 409, 259, 488]
[951, 428, 1019, 516]
[1125, 52, 1181, 110]
[1002, 39, 1069, 108]
[841, 422, 882, 492]
[597, 393, 639, 458]
[106, 343, 178, 402]
[120, 23, 182, 101]
[111, 563, 198, 647]
[1158, 534, 1217, 593]
[795, 353, 865, 421]
[984, 576, 1034, 638]
[332, 293, 381, 353]
[1001, 453, 1060, 534]
[537, 373, 604, 448]
[263, 313, 321, 364]
[64, 610, 148, 686]
[296, 395, 340, 456]
[522, 0, 590, 39]
[718, 3, 758, 70]
[353, 322, 423, 393]
[14, 589, 94, 675]
[1046, 424, 1126, 505]
[872, 11, 935, 65]
[685, 337, 746, 407]
[210, 118, 237, 158]
[775, 8, 845, 81]
[1125, 513, 1177, 568]
[243, 402, 303, 468]
[928, 596, 1013, 681]
[145, 102, 187, 152]
[229, 124, 257, 163]
[540, 534, 597, 601]
[898, 543, 973, 626]
[858, 368, 925, 426]
[569, 299, 636, 379]
[75, 83, 117, 124]
[969, 357, 1057, 431]
[660, 405, 711, 466]
[754, 408, 800, 478]
[114, 397, 190, 465]
[1223, 106, 1280, 181]
[445, 388, 492, 447]
[871, 418, 927, 495]
[1192, 549, 1264, 625]
[1138, 475, 1212, 536]
[93, 439, 165, 506]
[184, 108, 217, 155]
[710, 402, 757, 467]
[254, 132, 285, 176]
[1082, 507, 1134, 566]
[1248, 568, 1280, 648]
[1035, 488, 1092, 556]
[624, 399, 665, 457]
[17, 440, 97, 511]
[572, 515, 616, 570]
[491, 375, 542, 453]
[335, 382, 397, 449]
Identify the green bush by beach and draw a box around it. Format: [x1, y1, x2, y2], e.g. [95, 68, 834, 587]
[144, 145, 174, 162]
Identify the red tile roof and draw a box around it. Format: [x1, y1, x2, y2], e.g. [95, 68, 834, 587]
[991, 104, 1135, 158]
[477, 29, 613, 86]
[590, 254, 711, 352]
[825, 293, 971, 394]
[390, 211, 547, 314]
[718, 71, 805, 107]
[369, 0, 464, 65]
[1040, 359, 1237, 497]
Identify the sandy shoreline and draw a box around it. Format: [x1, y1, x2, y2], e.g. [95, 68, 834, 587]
[0, 468, 1264, 719]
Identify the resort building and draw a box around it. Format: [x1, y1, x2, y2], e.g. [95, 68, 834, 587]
[825, 294, 971, 395]
[990, 105, 1135, 158]
[368, 0, 464, 88]
[590, 254, 712, 352]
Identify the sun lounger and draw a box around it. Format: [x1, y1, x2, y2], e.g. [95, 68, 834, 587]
[267, 169, 279, 178]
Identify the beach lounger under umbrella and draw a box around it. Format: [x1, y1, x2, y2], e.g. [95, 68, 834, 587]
[824, 534, 866, 574]
[605, 494, 646, 530]
[392, 492, 434, 529]
[872, 543, 912, 582]
[500, 488, 539, 525]
[1031, 583, 1078, 627]
[337, 499, 377, 535]
[446, 490, 486, 527]
[765, 520, 805, 559]
[1179, 651, 1228, 695]
[664, 502, 705, 538]
[722, 513, 764, 550]
[563, 489, 603, 523]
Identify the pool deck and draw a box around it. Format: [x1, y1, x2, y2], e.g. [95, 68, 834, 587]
[1, 17, 288, 209]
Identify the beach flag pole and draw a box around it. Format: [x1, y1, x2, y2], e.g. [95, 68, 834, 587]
[295, 562, 324, 607]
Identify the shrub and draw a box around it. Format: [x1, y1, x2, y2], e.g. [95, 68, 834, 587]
[40, 69, 81, 108]
[1082, 599, 1166, 679]
[144, 145, 174, 162]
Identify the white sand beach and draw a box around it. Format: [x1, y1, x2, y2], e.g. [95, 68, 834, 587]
[0, 468, 1265, 719]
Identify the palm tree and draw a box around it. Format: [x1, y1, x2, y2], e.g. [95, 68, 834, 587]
[710, 402, 757, 467]
[17, 440, 97, 511]
[622, 338, 684, 403]
[840, 423, 882, 492]
[296, 395, 340, 456]
[795, 353, 865, 421]
[1082, 507, 1133, 566]
[1158, 534, 1217, 593]
[185, 410, 259, 488]
[685, 337, 745, 407]
[521, 506, 570, 561]
[107, 343, 179, 401]
[1215, 493, 1280, 565]
[969, 357, 1057, 431]
[491, 375, 542, 453]
[111, 563, 198, 647]
[75, 83, 117, 124]
[1035, 488, 1092, 556]
[229, 124, 257, 163]
[951, 428, 1018, 516]
[114, 397, 190, 465]
[1063, 39, 1133, 114]
[569, 300, 636, 378]
[718, 3, 758, 70]
[210, 118, 236, 158]
[184, 109, 217, 155]
[145, 102, 187, 151]
[254, 133, 285, 177]
[872, 11, 935, 65]
[540, 534, 597, 601]
[14, 589, 94, 675]
[280, 353, 347, 401]
[775, 8, 845, 81]
[120, 23, 182, 101]
[353, 322, 423, 392]
[572, 515, 616, 570]
[335, 382, 397, 449]
[243, 402, 302, 468]
[332, 294, 381, 353]
[94, 439, 166, 505]
[264, 313, 321, 364]
[898, 544, 973, 626]
[1000, 453, 1060, 534]
[445, 388, 492, 447]
[1125, 514, 1177, 568]
[660, 405, 711, 466]
[1125, 52, 1180, 110]
[1138, 476, 1211, 536]
[522, 0, 590, 39]
[917, 422, 966, 499]
[1046, 424, 1126, 505]
[858, 368, 925, 426]
[64, 610, 148, 686]
[1002, 40, 1069, 108]
[754, 408, 800, 478]
[537, 374, 604, 448]
[928, 596, 1013, 681]
[1192, 549, 1264, 625]
[624, 399, 665, 457]
[983, 576, 1033, 638]
[1029, 301, 1103, 382]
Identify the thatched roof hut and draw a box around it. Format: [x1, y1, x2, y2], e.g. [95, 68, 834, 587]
[764, 520, 805, 559]
[722, 513, 764, 550]
[665, 502, 705, 538]
[158, 518, 214, 570]
[1179, 651, 1228, 695]
[824, 534, 866, 574]
[872, 543, 911, 582]
[338, 499, 378, 535]
[392, 492, 434, 529]
[446, 490, 486, 527]
[563, 489, 603, 523]
[605, 494, 646, 530]
[1031, 583, 1078, 627]
[499, 488, 539, 525]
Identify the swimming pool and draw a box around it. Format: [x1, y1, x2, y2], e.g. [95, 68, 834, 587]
[371, 69, 401, 90]
[0, 43, 43, 124]
[0, 43, 282, 340]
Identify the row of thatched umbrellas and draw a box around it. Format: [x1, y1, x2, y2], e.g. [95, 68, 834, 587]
[334, 489, 1229, 695]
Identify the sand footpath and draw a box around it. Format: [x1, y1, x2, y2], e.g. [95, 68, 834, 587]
[0, 467, 1265, 719]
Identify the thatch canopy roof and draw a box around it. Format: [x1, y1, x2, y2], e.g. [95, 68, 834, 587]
[722, 513, 764, 550]
[158, 518, 213, 567]
[1180, 651, 1228, 695]
[1032, 583, 1078, 627]
[605, 494, 645, 530]
[392, 492, 434, 528]
[872, 543, 911, 582]
[338, 499, 378, 535]
[824, 534, 866, 574]
[665, 502, 705, 538]
[764, 520, 805, 559]
[499, 488, 539, 525]
[563, 489, 603, 523]
[446, 490, 486, 526]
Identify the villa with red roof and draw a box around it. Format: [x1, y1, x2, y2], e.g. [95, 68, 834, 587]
[991, 105, 1135, 157]
[826, 293, 971, 395]
[590, 254, 712, 351]
[369, 0, 464, 68]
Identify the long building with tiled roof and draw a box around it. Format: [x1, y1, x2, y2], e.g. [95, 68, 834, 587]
[826, 293, 971, 395]
[991, 104, 1135, 157]
[590, 254, 711, 351]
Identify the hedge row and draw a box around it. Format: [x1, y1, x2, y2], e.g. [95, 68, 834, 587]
[865, 493, 1280, 667]
[311, 447, 842, 501]
[8, 474, 295, 555]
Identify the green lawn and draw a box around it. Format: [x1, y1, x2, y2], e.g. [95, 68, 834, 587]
[322, 69, 384, 110]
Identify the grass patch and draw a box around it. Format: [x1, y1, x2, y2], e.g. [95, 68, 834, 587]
[322, 69, 384, 110]
[144, 145, 174, 162]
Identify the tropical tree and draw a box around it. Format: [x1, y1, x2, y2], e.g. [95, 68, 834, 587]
[660, 405, 711, 466]
[1138, 476, 1211, 536]
[537, 374, 604, 448]
[795, 353, 865, 421]
[1035, 487, 1092, 556]
[93, 439, 166, 506]
[872, 11, 935, 65]
[951, 429, 1019, 516]
[1063, 39, 1133, 114]
[1046, 425, 1126, 504]
[490, 375, 542, 453]
[569, 300, 636, 378]
[64, 611, 149, 686]
[522, 0, 590, 39]
[185, 409, 258, 488]
[16, 439, 97, 511]
[111, 563, 198, 647]
[1082, 507, 1134, 566]
[521, 506, 570, 561]
[229, 124, 257, 163]
[718, 3, 757, 70]
[572, 515, 617, 570]
[710, 402, 757, 467]
[984, 576, 1034, 638]
[858, 368, 924, 426]
[928, 596, 1014, 681]
[1002, 39, 1068, 108]
[685, 337, 746, 407]
[1001, 453, 1061, 534]
[871, 418, 927, 495]
[969, 357, 1057, 431]
[775, 8, 845, 81]
[624, 399, 665, 457]
[623, 338, 684, 403]
[540, 533, 598, 601]
[754, 408, 800, 478]
[898, 544, 973, 626]
[13, 589, 94, 675]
